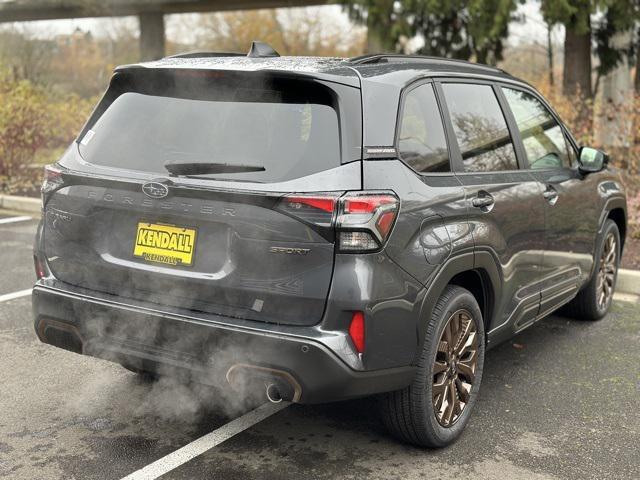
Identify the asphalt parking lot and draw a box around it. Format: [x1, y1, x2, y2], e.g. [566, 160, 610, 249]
[0, 212, 638, 480]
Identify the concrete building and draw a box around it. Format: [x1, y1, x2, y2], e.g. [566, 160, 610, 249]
[0, 0, 336, 60]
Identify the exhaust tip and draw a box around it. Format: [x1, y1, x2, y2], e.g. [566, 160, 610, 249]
[226, 364, 302, 403]
[37, 318, 84, 354]
[266, 383, 283, 403]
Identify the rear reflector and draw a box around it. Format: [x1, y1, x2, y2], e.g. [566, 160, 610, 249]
[349, 311, 365, 353]
[34, 255, 46, 279]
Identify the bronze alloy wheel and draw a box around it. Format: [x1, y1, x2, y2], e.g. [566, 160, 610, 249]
[432, 309, 479, 427]
[597, 232, 617, 310]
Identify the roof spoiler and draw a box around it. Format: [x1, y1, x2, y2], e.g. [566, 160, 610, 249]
[168, 41, 280, 60]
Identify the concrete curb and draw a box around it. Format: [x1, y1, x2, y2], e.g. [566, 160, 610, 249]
[617, 269, 640, 295]
[1, 194, 639, 294]
[0, 195, 41, 215]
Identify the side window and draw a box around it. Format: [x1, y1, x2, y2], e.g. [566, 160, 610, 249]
[565, 137, 578, 167]
[442, 83, 518, 172]
[502, 87, 571, 170]
[398, 83, 450, 173]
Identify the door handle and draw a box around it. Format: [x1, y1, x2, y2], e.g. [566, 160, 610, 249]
[472, 193, 495, 209]
[543, 186, 559, 204]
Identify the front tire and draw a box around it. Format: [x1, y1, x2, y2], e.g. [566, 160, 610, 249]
[380, 285, 485, 448]
[563, 219, 621, 321]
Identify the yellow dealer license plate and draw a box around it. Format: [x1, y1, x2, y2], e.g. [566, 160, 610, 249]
[133, 222, 197, 267]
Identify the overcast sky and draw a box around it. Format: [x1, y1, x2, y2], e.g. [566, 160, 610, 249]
[2, 1, 563, 49]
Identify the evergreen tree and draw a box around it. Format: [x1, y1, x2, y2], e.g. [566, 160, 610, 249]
[541, 0, 594, 98]
[342, 0, 517, 65]
[592, 0, 639, 94]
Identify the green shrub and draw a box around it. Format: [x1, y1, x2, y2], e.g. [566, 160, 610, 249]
[0, 71, 94, 195]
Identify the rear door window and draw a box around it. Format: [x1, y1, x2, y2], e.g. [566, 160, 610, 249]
[442, 83, 518, 172]
[502, 87, 572, 170]
[398, 83, 450, 173]
[79, 73, 343, 183]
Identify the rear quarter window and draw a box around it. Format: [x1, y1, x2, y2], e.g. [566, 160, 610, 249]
[397, 83, 450, 173]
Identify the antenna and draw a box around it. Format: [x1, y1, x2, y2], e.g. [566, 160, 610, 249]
[247, 41, 280, 58]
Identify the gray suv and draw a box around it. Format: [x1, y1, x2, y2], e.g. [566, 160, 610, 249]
[33, 43, 628, 447]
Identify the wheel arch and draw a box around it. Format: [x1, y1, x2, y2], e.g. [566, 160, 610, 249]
[449, 269, 494, 333]
[597, 195, 626, 248]
[416, 251, 501, 362]
[606, 207, 626, 253]
[587, 197, 627, 281]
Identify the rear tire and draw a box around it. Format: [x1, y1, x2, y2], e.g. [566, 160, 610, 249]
[380, 285, 485, 448]
[563, 219, 620, 321]
[120, 363, 159, 382]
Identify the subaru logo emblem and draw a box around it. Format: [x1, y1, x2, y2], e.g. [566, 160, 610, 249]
[142, 182, 169, 199]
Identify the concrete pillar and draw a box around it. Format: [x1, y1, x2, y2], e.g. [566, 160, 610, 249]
[139, 11, 165, 61]
[596, 30, 633, 151]
[366, 26, 384, 54]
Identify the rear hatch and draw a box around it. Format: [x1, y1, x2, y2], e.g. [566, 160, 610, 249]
[42, 68, 362, 326]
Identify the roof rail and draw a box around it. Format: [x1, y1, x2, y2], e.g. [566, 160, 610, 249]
[348, 54, 387, 64]
[348, 53, 506, 74]
[169, 51, 245, 59]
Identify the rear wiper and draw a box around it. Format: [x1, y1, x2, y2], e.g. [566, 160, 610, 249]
[164, 161, 265, 176]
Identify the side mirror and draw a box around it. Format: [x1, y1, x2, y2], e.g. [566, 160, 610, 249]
[578, 147, 608, 174]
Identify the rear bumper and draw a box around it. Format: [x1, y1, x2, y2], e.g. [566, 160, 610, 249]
[32, 283, 415, 404]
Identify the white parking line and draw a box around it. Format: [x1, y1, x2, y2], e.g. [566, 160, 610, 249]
[121, 402, 289, 480]
[0, 216, 32, 225]
[0, 289, 32, 303]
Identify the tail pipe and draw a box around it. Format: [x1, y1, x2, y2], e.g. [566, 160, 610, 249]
[36, 317, 84, 354]
[226, 364, 302, 403]
[266, 383, 283, 403]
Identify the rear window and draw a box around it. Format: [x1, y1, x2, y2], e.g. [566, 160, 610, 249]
[78, 72, 342, 183]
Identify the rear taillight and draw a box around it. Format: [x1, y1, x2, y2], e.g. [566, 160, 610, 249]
[41, 164, 64, 199]
[278, 191, 399, 252]
[277, 193, 339, 228]
[337, 192, 399, 252]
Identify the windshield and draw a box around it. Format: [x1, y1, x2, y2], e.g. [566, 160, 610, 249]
[78, 73, 342, 183]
